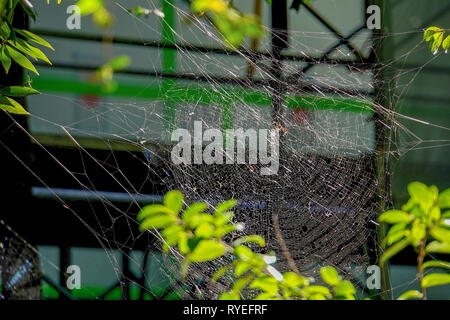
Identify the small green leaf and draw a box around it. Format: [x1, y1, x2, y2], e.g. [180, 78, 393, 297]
[397, 290, 423, 300]
[443, 35, 450, 52]
[438, 188, 450, 209]
[250, 276, 279, 295]
[212, 264, 232, 282]
[334, 280, 356, 297]
[194, 222, 215, 238]
[233, 235, 266, 247]
[16, 29, 54, 51]
[190, 240, 225, 262]
[426, 241, 450, 254]
[220, 291, 240, 300]
[0, 96, 29, 115]
[430, 227, 450, 243]
[137, 204, 174, 221]
[5, 45, 39, 75]
[0, 86, 39, 97]
[8, 39, 52, 65]
[320, 266, 339, 286]
[423, 27, 441, 41]
[380, 238, 410, 265]
[182, 202, 208, 222]
[108, 55, 130, 71]
[422, 260, 450, 270]
[1, 46, 12, 73]
[163, 190, 184, 215]
[378, 210, 412, 224]
[215, 199, 237, 214]
[139, 214, 177, 231]
[234, 260, 252, 277]
[408, 182, 434, 210]
[422, 273, 450, 288]
[282, 272, 309, 288]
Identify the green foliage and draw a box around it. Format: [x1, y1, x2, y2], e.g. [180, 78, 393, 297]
[91, 55, 130, 92]
[423, 26, 450, 54]
[75, 0, 113, 28]
[379, 182, 450, 299]
[190, 0, 264, 48]
[138, 190, 356, 300]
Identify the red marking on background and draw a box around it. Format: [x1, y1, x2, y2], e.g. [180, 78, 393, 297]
[292, 108, 311, 124]
[81, 95, 100, 108]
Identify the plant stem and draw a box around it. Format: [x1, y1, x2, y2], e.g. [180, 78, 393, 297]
[417, 238, 427, 300]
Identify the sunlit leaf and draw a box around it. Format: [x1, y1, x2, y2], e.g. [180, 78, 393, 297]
[0, 96, 29, 115]
[378, 210, 412, 224]
[137, 204, 174, 221]
[422, 273, 450, 288]
[190, 240, 225, 262]
[5, 45, 39, 75]
[422, 260, 450, 270]
[320, 266, 339, 286]
[164, 190, 184, 215]
[380, 238, 410, 265]
[397, 290, 423, 300]
[16, 30, 54, 51]
[0, 86, 39, 97]
[426, 241, 450, 254]
[233, 235, 266, 247]
[139, 214, 177, 231]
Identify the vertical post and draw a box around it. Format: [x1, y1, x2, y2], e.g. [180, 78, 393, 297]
[368, 0, 392, 300]
[271, 0, 288, 129]
[59, 245, 70, 298]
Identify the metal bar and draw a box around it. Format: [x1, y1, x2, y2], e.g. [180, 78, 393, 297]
[31, 28, 372, 67]
[301, 1, 365, 60]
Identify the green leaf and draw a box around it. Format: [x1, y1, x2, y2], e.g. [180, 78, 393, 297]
[397, 290, 423, 300]
[334, 280, 356, 297]
[320, 266, 339, 286]
[182, 202, 208, 223]
[220, 291, 240, 300]
[139, 214, 177, 231]
[431, 31, 444, 53]
[411, 219, 426, 245]
[426, 241, 450, 254]
[76, 0, 103, 15]
[250, 276, 279, 295]
[378, 210, 412, 224]
[215, 199, 237, 214]
[214, 211, 234, 226]
[430, 227, 450, 243]
[212, 264, 232, 282]
[0, 96, 29, 115]
[233, 235, 266, 247]
[0, 86, 39, 97]
[282, 272, 309, 288]
[161, 225, 184, 246]
[0, 46, 12, 73]
[108, 55, 130, 71]
[5, 45, 39, 75]
[137, 204, 174, 221]
[380, 238, 410, 265]
[422, 273, 450, 288]
[163, 190, 184, 215]
[422, 260, 450, 270]
[8, 39, 52, 65]
[423, 27, 441, 41]
[408, 182, 435, 210]
[443, 35, 450, 52]
[16, 30, 54, 51]
[190, 240, 225, 262]
[234, 260, 251, 277]
[194, 222, 215, 238]
[438, 188, 450, 209]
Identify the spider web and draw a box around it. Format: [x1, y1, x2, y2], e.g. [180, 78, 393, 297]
[1, 0, 449, 300]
